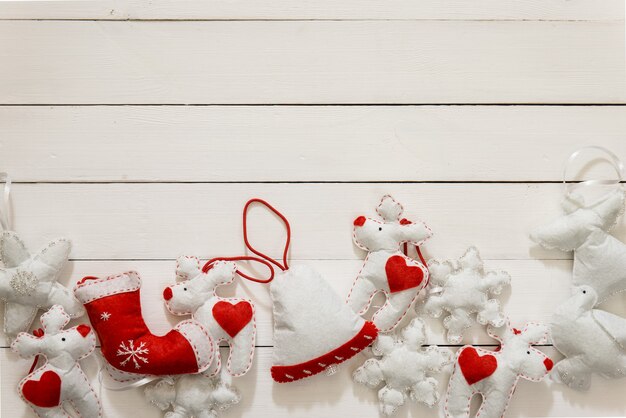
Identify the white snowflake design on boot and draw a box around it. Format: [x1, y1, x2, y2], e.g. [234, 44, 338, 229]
[118, 340, 150, 369]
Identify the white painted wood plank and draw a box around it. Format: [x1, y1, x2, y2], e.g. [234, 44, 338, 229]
[0, 0, 622, 21]
[1, 21, 624, 104]
[2, 347, 626, 417]
[1, 259, 624, 347]
[8, 183, 626, 260]
[3, 106, 626, 182]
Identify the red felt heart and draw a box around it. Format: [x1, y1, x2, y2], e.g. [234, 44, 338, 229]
[458, 347, 498, 385]
[22, 370, 62, 408]
[212, 301, 253, 338]
[385, 255, 425, 293]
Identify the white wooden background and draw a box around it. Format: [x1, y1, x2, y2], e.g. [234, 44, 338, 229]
[1, 1, 626, 417]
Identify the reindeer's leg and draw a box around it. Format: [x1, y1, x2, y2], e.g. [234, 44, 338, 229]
[71, 389, 102, 418]
[29, 406, 71, 418]
[444, 309, 473, 344]
[409, 376, 439, 407]
[476, 299, 505, 327]
[554, 357, 592, 391]
[475, 389, 511, 418]
[445, 367, 473, 418]
[378, 386, 405, 416]
[226, 323, 255, 376]
[347, 275, 378, 315]
[373, 289, 416, 332]
[202, 339, 221, 377]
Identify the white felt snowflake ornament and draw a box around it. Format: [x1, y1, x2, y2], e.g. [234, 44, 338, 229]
[145, 369, 241, 418]
[421, 247, 510, 344]
[353, 318, 452, 416]
[0, 232, 84, 339]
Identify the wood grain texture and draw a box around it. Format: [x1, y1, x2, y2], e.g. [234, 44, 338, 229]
[1, 21, 624, 105]
[1, 259, 625, 348]
[2, 106, 626, 182]
[0, 0, 622, 21]
[2, 347, 626, 418]
[8, 182, 626, 260]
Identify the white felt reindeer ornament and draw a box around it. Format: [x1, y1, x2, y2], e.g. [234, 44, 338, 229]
[0, 173, 84, 340]
[353, 318, 452, 416]
[163, 257, 259, 377]
[422, 247, 511, 344]
[349, 195, 432, 332]
[445, 321, 553, 418]
[11, 305, 101, 418]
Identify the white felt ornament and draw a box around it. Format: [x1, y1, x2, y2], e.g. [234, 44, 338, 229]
[550, 285, 626, 390]
[444, 321, 553, 418]
[0, 173, 84, 340]
[164, 257, 256, 377]
[531, 188, 626, 303]
[11, 305, 101, 418]
[349, 195, 432, 332]
[422, 247, 511, 344]
[353, 318, 452, 416]
[212, 199, 378, 383]
[145, 368, 241, 418]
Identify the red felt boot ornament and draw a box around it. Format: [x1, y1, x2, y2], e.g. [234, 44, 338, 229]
[74, 271, 214, 382]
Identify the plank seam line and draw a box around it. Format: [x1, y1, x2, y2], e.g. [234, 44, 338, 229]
[0, 344, 557, 349]
[10, 181, 626, 185]
[1, 103, 625, 107]
[0, 18, 622, 22]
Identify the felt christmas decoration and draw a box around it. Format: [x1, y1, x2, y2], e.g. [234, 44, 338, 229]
[348, 195, 432, 332]
[212, 199, 378, 383]
[0, 173, 83, 340]
[145, 368, 241, 418]
[1, 232, 84, 339]
[74, 271, 214, 381]
[164, 257, 257, 377]
[550, 285, 626, 390]
[353, 318, 452, 416]
[530, 188, 626, 303]
[422, 247, 510, 344]
[444, 321, 553, 418]
[11, 305, 101, 418]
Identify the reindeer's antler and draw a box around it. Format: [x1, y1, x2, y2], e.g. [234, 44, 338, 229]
[40, 305, 71, 335]
[376, 195, 404, 222]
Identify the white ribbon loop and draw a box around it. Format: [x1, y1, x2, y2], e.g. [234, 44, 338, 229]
[0, 172, 11, 231]
[562, 146, 624, 200]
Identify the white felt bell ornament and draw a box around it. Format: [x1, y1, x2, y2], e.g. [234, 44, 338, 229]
[348, 195, 432, 332]
[0, 172, 84, 341]
[219, 199, 379, 383]
[530, 146, 626, 390]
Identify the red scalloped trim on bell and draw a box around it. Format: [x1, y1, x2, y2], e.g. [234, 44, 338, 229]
[270, 321, 378, 383]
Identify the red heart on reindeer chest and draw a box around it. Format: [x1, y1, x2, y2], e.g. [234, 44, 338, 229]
[213, 301, 253, 338]
[385, 255, 425, 293]
[458, 347, 498, 385]
[22, 370, 62, 408]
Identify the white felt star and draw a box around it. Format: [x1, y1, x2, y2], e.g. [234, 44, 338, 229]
[100, 312, 111, 321]
[354, 318, 452, 416]
[421, 247, 511, 344]
[0, 231, 84, 339]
